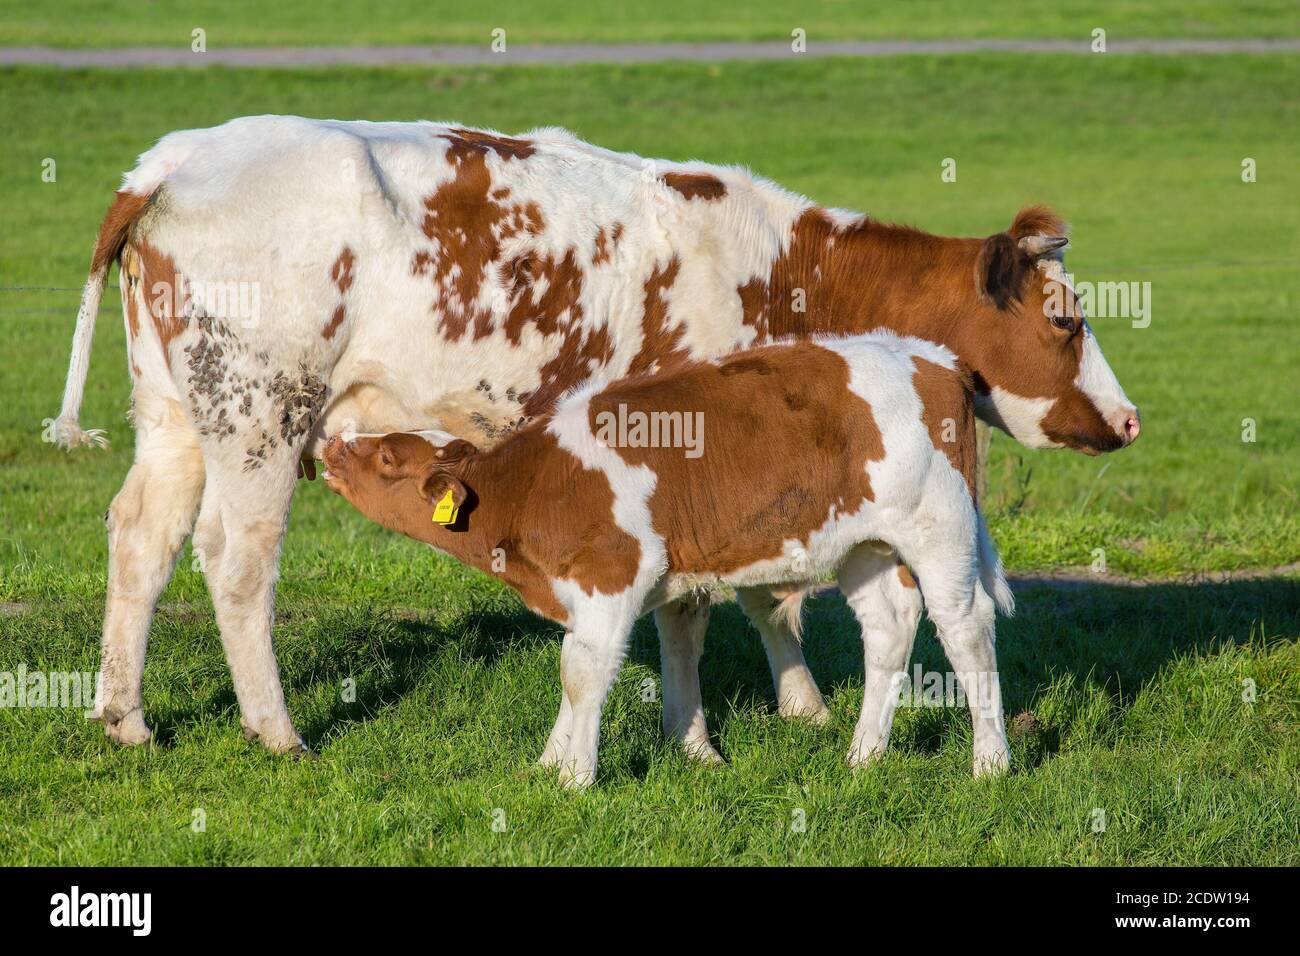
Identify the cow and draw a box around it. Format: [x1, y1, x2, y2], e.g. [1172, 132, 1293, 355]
[322, 332, 1013, 787]
[50, 117, 1138, 756]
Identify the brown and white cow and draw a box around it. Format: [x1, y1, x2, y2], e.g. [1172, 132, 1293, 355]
[52, 117, 1137, 755]
[324, 333, 1013, 786]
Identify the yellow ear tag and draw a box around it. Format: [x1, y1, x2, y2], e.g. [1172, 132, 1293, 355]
[432, 489, 459, 526]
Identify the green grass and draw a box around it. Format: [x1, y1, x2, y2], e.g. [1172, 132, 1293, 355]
[2, 0, 1298, 47]
[0, 55, 1297, 864]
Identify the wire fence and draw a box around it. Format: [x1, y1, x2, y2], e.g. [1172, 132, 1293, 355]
[1, 257, 1295, 317]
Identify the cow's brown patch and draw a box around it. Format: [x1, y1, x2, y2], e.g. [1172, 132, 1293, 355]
[413, 144, 511, 341]
[592, 341, 884, 576]
[662, 172, 727, 201]
[323, 247, 355, 341]
[897, 563, 917, 589]
[130, 235, 189, 368]
[627, 257, 686, 377]
[330, 247, 355, 295]
[525, 321, 613, 419]
[445, 127, 536, 163]
[912, 356, 977, 496]
[592, 223, 622, 266]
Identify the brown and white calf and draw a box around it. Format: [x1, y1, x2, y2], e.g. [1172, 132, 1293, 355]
[52, 117, 1135, 755]
[323, 333, 1012, 786]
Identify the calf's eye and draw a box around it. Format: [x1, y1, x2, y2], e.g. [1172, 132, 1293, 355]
[1050, 313, 1075, 331]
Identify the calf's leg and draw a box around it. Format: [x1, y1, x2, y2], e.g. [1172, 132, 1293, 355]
[655, 594, 722, 763]
[91, 389, 205, 745]
[836, 546, 923, 768]
[555, 603, 637, 789]
[907, 548, 1009, 776]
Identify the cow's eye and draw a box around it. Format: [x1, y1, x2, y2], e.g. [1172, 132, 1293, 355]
[1050, 313, 1075, 331]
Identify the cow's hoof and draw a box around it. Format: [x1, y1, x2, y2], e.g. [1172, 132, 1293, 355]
[100, 708, 153, 747]
[241, 720, 313, 758]
[682, 738, 725, 765]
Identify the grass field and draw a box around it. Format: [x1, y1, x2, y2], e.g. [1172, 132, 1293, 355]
[3, 0, 1299, 47]
[0, 54, 1297, 864]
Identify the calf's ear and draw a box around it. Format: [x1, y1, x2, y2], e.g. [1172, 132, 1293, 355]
[432, 438, 479, 463]
[977, 233, 1028, 310]
[421, 469, 470, 510]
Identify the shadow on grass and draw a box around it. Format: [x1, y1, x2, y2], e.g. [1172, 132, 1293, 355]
[146, 575, 1299, 761]
[661, 576, 1300, 765]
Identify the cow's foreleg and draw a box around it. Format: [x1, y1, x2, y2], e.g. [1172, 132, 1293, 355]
[539, 632, 575, 768]
[837, 547, 923, 768]
[192, 439, 307, 755]
[735, 586, 830, 723]
[91, 389, 205, 745]
[654, 594, 722, 763]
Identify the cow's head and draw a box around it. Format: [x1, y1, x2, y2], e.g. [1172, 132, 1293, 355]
[963, 207, 1140, 455]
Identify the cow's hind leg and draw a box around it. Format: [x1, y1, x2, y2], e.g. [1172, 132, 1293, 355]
[655, 594, 723, 763]
[189, 354, 327, 755]
[192, 442, 309, 754]
[735, 586, 830, 722]
[836, 546, 923, 768]
[92, 389, 205, 745]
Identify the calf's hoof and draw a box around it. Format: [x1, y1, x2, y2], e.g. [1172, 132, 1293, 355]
[557, 763, 596, 790]
[98, 707, 153, 747]
[847, 741, 886, 771]
[973, 749, 1010, 777]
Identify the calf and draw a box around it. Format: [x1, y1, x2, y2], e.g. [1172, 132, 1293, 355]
[323, 332, 1014, 787]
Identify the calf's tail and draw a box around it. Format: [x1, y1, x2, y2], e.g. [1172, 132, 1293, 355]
[977, 513, 1015, 618]
[47, 189, 153, 450]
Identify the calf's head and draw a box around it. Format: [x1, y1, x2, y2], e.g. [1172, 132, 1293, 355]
[961, 207, 1140, 455]
[323, 432, 476, 532]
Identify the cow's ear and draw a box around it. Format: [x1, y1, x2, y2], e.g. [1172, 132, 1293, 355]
[431, 438, 479, 463]
[977, 233, 1027, 310]
[420, 468, 470, 510]
[1018, 235, 1069, 258]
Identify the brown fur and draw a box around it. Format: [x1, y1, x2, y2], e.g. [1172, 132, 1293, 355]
[322, 247, 355, 341]
[592, 341, 884, 575]
[91, 190, 154, 275]
[912, 356, 977, 495]
[662, 172, 727, 201]
[627, 257, 686, 377]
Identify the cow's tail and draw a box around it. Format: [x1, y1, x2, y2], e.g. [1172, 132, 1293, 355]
[48, 189, 153, 450]
[977, 512, 1015, 618]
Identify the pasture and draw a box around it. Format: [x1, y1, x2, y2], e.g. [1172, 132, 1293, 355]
[0, 53, 1297, 864]
[2, 0, 1298, 46]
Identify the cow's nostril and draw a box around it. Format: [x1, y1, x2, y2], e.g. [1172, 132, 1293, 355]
[1124, 416, 1141, 443]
